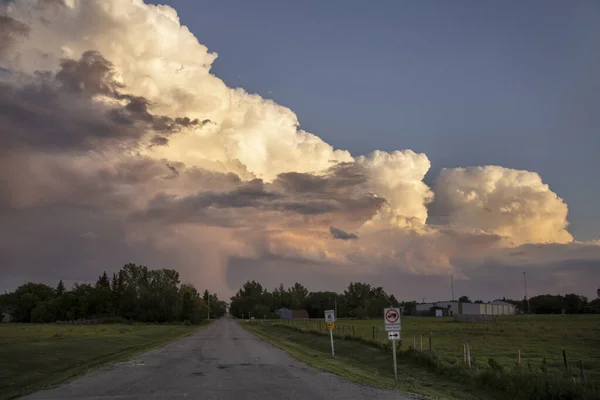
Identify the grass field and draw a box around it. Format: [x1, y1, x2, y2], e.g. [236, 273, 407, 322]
[0, 323, 209, 400]
[245, 322, 494, 400]
[280, 315, 600, 382]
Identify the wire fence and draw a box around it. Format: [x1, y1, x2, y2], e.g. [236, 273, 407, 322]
[254, 318, 593, 382]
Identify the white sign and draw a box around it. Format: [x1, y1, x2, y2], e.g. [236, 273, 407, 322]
[324, 309, 336, 322]
[384, 307, 401, 325]
[384, 308, 401, 384]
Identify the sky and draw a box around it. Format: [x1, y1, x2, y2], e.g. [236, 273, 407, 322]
[0, 0, 599, 301]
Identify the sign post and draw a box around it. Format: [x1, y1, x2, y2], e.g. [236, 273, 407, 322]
[384, 307, 401, 384]
[324, 309, 336, 357]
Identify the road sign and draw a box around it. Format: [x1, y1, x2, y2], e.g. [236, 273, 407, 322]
[384, 307, 400, 325]
[324, 310, 336, 358]
[324, 309, 336, 322]
[388, 331, 400, 340]
[384, 307, 401, 384]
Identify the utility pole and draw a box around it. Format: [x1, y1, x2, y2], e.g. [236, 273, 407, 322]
[451, 274, 455, 301]
[207, 293, 210, 320]
[523, 272, 530, 314]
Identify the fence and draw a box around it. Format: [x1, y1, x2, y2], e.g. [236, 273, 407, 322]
[273, 318, 387, 342]
[259, 318, 593, 383]
[55, 319, 104, 325]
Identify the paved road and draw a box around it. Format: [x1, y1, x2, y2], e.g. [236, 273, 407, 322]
[20, 317, 411, 400]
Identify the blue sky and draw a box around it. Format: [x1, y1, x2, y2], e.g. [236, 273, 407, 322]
[150, 0, 600, 241]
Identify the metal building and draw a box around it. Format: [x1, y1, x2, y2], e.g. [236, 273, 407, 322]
[415, 300, 516, 316]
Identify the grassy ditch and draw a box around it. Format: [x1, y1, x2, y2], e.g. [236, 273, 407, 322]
[245, 322, 494, 400]
[283, 315, 600, 382]
[0, 322, 210, 400]
[245, 321, 600, 400]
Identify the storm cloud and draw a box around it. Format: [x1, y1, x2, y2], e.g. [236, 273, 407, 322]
[1, 0, 598, 298]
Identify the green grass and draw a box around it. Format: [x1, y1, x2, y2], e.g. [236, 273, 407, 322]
[0, 322, 210, 400]
[244, 322, 495, 400]
[283, 315, 600, 382]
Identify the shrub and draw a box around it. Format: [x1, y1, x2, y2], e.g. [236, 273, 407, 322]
[488, 358, 503, 372]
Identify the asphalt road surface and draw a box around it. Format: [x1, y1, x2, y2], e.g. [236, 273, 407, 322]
[20, 316, 412, 400]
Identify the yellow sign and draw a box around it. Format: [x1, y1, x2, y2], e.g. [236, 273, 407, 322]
[327, 322, 335, 330]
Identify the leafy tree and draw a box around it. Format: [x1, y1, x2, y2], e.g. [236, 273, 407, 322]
[202, 290, 227, 318]
[563, 294, 587, 314]
[344, 282, 372, 317]
[5, 283, 55, 322]
[529, 295, 565, 314]
[229, 280, 267, 318]
[304, 291, 337, 318]
[401, 301, 418, 315]
[178, 284, 201, 322]
[0, 264, 209, 323]
[56, 280, 65, 296]
[365, 286, 392, 318]
[588, 298, 600, 314]
[288, 282, 308, 309]
[458, 296, 471, 303]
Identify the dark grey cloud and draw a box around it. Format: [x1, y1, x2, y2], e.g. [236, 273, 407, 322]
[56, 51, 210, 133]
[274, 162, 368, 195]
[134, 167, 385, 228]
[0, 80, 145, 151]
[33, 0, 65, 9]
[0, 15, 29, 59]
[135, 179, 277, 224]
[56, 50, 121, 96]
[150, 136, 169, 146]
[0, 51, 208, 153]
[329, 226, 358, 240]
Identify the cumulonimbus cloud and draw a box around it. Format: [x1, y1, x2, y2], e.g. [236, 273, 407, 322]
[1, 0, 598, 298]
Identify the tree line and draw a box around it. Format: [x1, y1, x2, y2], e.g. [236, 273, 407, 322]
[229, 281, 403, 319]
[2, 268, 598, 323]
[229, 280, 600, 319]
[0, 263, 227, 323]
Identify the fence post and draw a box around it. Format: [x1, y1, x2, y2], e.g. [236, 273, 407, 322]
[579, 360, 585, 381]
[372, 326, 375, 340]
[518, 350, 521, 367]
[562, 350, 568, 372]
[420, 335, 423, 351]
[429, 330, 432, 355]
[413, 334, 416, 350]
[463, 344, 466, 364]
[360, 328, 364, 338]
[467, 343, 472, 368]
